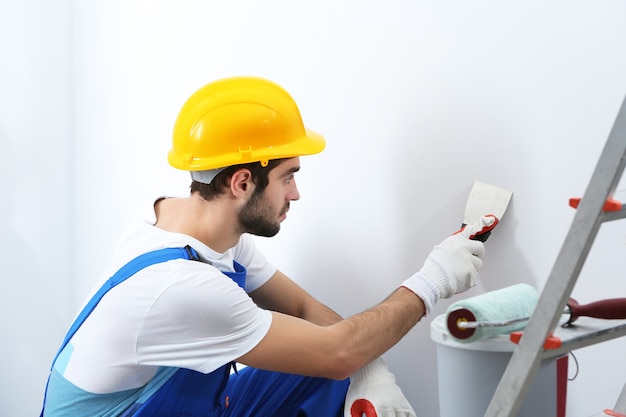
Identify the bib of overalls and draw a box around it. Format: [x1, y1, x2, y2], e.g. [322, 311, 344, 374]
[123, 262, 247, 417]
[41, 246, 247, 417]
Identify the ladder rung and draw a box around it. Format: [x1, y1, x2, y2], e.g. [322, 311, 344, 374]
[601, 206, 626, 222]
[539, 317, 626, 359]
[569, 198, 626, 221]
[569, 197, 622, 212]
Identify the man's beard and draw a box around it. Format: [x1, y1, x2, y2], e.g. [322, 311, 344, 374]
[238, 190, 287, 237]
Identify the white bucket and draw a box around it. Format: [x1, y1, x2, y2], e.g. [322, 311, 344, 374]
[430, 314, 567, 417]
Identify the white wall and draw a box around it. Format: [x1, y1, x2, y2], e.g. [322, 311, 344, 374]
[4, 1, 626, 416]
[0, 1, 74, 416]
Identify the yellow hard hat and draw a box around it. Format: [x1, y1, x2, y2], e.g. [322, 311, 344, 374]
[168, 76, 325, 172]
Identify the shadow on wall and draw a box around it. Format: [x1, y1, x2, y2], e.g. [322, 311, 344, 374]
[395, 181, 536, 293]
[0, 132, 66, 416]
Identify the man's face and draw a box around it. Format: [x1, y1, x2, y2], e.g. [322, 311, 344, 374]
[238, 158, 301, 237]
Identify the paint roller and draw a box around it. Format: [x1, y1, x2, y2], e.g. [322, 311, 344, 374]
[446, 284, 626, 343]
[446, 284, 538, 343]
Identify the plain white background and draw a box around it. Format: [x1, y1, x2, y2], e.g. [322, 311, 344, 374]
[3, 1, 626, 416]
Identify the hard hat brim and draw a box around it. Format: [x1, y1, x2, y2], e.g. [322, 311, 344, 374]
[168, 128, 325, 171]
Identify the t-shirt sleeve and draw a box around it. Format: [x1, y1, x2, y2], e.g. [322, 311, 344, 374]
[135, 261, 272, 374]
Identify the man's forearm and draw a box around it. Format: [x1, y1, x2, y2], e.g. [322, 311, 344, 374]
[301, 297, 343, 326]
[333, 287, 425, 369]
[238, 287, 427, 380]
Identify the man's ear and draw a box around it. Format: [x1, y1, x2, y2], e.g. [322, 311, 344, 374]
[230, 169, 253, 197]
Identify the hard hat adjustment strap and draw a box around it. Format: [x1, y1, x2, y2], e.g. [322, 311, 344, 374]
[191, 168, 226, 184]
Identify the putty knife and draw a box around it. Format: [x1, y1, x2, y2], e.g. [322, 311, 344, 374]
[462, 180, 513, 242]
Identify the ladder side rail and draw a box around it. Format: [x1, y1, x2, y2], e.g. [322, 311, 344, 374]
[613, 381, 626, 413]
[484, 200, 605, 417]
[484, 94, 626, 417]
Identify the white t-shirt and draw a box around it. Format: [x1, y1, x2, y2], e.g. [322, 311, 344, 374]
[46, 205, 275, 415]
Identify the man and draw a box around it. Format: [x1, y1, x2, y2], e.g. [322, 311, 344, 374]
[41, 76, 497, 416]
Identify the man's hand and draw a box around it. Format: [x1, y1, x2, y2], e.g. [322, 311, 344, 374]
[401, 215, 498, 314]
[344, 358, 416, 417]
[456, 214, 499, 241]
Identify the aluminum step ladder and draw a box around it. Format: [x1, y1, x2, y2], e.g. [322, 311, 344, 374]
[484, 94, 626, 417]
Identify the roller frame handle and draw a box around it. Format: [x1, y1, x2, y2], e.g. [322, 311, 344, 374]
[565, 297, 626, 326]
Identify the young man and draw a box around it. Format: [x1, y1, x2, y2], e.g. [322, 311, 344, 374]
[41, 76, 497, 416]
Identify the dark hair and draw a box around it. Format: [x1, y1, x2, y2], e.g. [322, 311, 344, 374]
[190, 159, 286, 201]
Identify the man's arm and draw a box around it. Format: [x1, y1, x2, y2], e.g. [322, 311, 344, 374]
[239, 287, 423, 380]
[250, 269, 343, 326]
[241, 216, 495, 381]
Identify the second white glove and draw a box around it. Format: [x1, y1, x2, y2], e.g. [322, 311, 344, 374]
[344, 358, 416, 417]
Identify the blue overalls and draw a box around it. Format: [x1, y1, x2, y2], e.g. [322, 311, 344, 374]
[41, 246, 349, 417]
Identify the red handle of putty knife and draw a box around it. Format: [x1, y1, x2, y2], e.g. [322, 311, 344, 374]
[460, 224, 491, 242]
[460, 215, 499, 242]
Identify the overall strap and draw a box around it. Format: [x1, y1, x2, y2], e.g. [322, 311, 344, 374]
[51, 246, 200, 368]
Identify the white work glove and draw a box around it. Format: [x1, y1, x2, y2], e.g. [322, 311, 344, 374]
[401, 215, 498, 314]
[344, 358, 416, 417]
